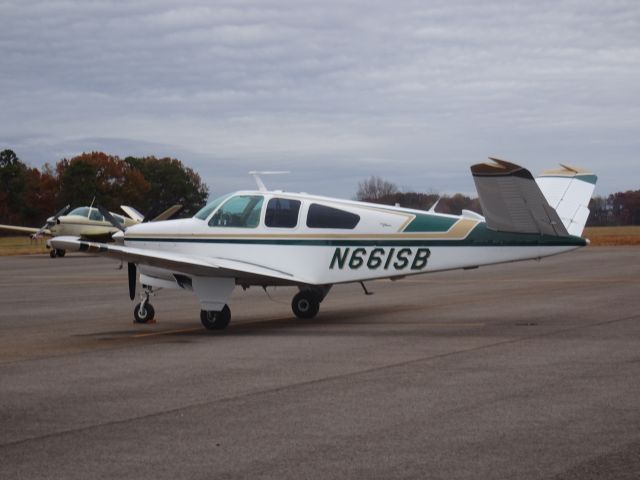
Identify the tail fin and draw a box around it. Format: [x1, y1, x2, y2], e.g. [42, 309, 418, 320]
[471, 157, 569, 237]
[535, 165, 597, 237]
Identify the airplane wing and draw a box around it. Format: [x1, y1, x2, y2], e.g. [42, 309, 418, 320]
[50, 236, 300, 284]
[0, 224, 47, 235]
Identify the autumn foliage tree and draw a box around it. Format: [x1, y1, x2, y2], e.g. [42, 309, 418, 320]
[355, 176, 481, 215]
[56, 152, 150, 212]
[0, 149, 210, 228]
[124, 156, 209, 217]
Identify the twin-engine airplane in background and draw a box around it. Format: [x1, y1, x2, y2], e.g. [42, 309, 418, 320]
[0, 204, 182, 257]
[50, 158, 597, 329]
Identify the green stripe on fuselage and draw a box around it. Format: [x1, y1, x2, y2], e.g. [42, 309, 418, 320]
[403, 213, 457, 232]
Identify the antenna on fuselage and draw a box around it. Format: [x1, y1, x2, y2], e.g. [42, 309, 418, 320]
[248, 171, 290, 192]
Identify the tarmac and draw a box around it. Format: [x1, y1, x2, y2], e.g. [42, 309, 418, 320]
[0, 247, 639, 479]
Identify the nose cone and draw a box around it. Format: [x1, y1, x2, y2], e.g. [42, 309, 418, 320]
[113, 230, 125, 244]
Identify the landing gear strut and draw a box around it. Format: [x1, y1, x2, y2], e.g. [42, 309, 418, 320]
[200, 305, 231, 330]
[134, 286, 155, 323]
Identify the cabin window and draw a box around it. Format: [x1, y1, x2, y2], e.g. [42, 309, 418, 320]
[208, 195, 264, 228]
[306, 204, 360, 229]
[194, 194, 231, 220]
[265, 198, 301, 228]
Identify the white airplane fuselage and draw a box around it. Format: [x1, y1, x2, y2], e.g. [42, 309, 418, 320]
[122, 190, 585, 288]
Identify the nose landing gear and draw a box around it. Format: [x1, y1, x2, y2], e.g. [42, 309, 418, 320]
[134, 285, 156, 323]
[49, 248, 66, 258]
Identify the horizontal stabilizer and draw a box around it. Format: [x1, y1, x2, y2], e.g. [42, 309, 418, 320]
[471, 157, 569, 237]
[120, 205, 144, 223]
[152, 204, 182, 222]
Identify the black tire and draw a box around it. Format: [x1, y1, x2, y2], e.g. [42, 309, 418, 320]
[200, 305, 231, 330]
[134, 302, 155, 323]
[292, 291, 320, 319]
[49, 249, 57, 258]
[56, 249, 66, 258]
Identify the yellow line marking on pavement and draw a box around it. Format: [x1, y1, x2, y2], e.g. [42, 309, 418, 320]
[397, 278, 639, 285]
[132, 327, 201, 338]
[130, 320, 485, 338]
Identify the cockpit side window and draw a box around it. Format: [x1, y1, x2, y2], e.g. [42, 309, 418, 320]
[208, 195, 264, 228]
[306, 204, 360, 229]
[265, 198, 301, 228]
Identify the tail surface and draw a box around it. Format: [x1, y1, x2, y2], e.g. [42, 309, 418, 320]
[535, 165, 597, 237]
[471, 158, 569, 237]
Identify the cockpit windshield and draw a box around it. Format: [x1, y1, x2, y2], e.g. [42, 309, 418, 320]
[194, 194, 231, 220]
[68, 207, 91, 217]
[67, 206, 124, 224]
[208, 195, 264, 228]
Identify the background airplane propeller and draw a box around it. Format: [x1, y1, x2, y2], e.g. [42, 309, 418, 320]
[32, 204, 70, 239]
[97, 205, 125, 232]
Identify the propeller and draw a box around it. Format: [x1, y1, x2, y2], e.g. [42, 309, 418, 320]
[97, 205, 125, 232]
[32, 204, 70, 239]
[128, 262, 136, 300]
[98, 205, 136, 299]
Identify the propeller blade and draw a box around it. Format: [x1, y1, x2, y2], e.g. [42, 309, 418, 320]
[52, 204, 71, 222]
[128, 262, 136, 300]
[33, 204, 70, 238]
[98, 206, 126, 232]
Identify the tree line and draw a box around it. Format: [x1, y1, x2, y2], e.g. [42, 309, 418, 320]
[356, 176, 640, 227]
[0, 149, 208, 226]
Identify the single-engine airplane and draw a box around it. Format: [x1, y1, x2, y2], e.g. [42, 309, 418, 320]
[0, 204, 182, 257]
[50, 158, 597, 329]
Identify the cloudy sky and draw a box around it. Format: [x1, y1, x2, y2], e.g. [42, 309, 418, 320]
[1, 0, 639, 198]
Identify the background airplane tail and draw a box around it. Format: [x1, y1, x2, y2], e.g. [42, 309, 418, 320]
[535, 166, 598, 237]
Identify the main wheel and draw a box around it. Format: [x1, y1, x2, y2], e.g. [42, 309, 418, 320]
[134, 302, 155, 323]
[292, 291, 320, 319]
[49, 249, 57, 258]
[56, 249, 66, 258]
[200, 305, 231, 330]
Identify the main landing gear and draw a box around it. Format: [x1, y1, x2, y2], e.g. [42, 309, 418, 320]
[134, 285, 156, 323]
[49, 248, 66, 258]
[200, 305, 231, 330]
[291, 286, 332, 320]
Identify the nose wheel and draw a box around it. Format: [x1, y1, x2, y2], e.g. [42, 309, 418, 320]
[134, 286, 156, 323]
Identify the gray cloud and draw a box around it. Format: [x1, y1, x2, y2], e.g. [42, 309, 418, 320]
[1, 0, 638, 198]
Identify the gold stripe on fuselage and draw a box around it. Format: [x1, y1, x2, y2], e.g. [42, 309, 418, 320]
[126, 218, 480, 241]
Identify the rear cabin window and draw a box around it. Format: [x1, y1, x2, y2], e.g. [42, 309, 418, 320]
[306, 204, 360, 229]
[265, 198, 301, 228]
[208, 195, 264, 228]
